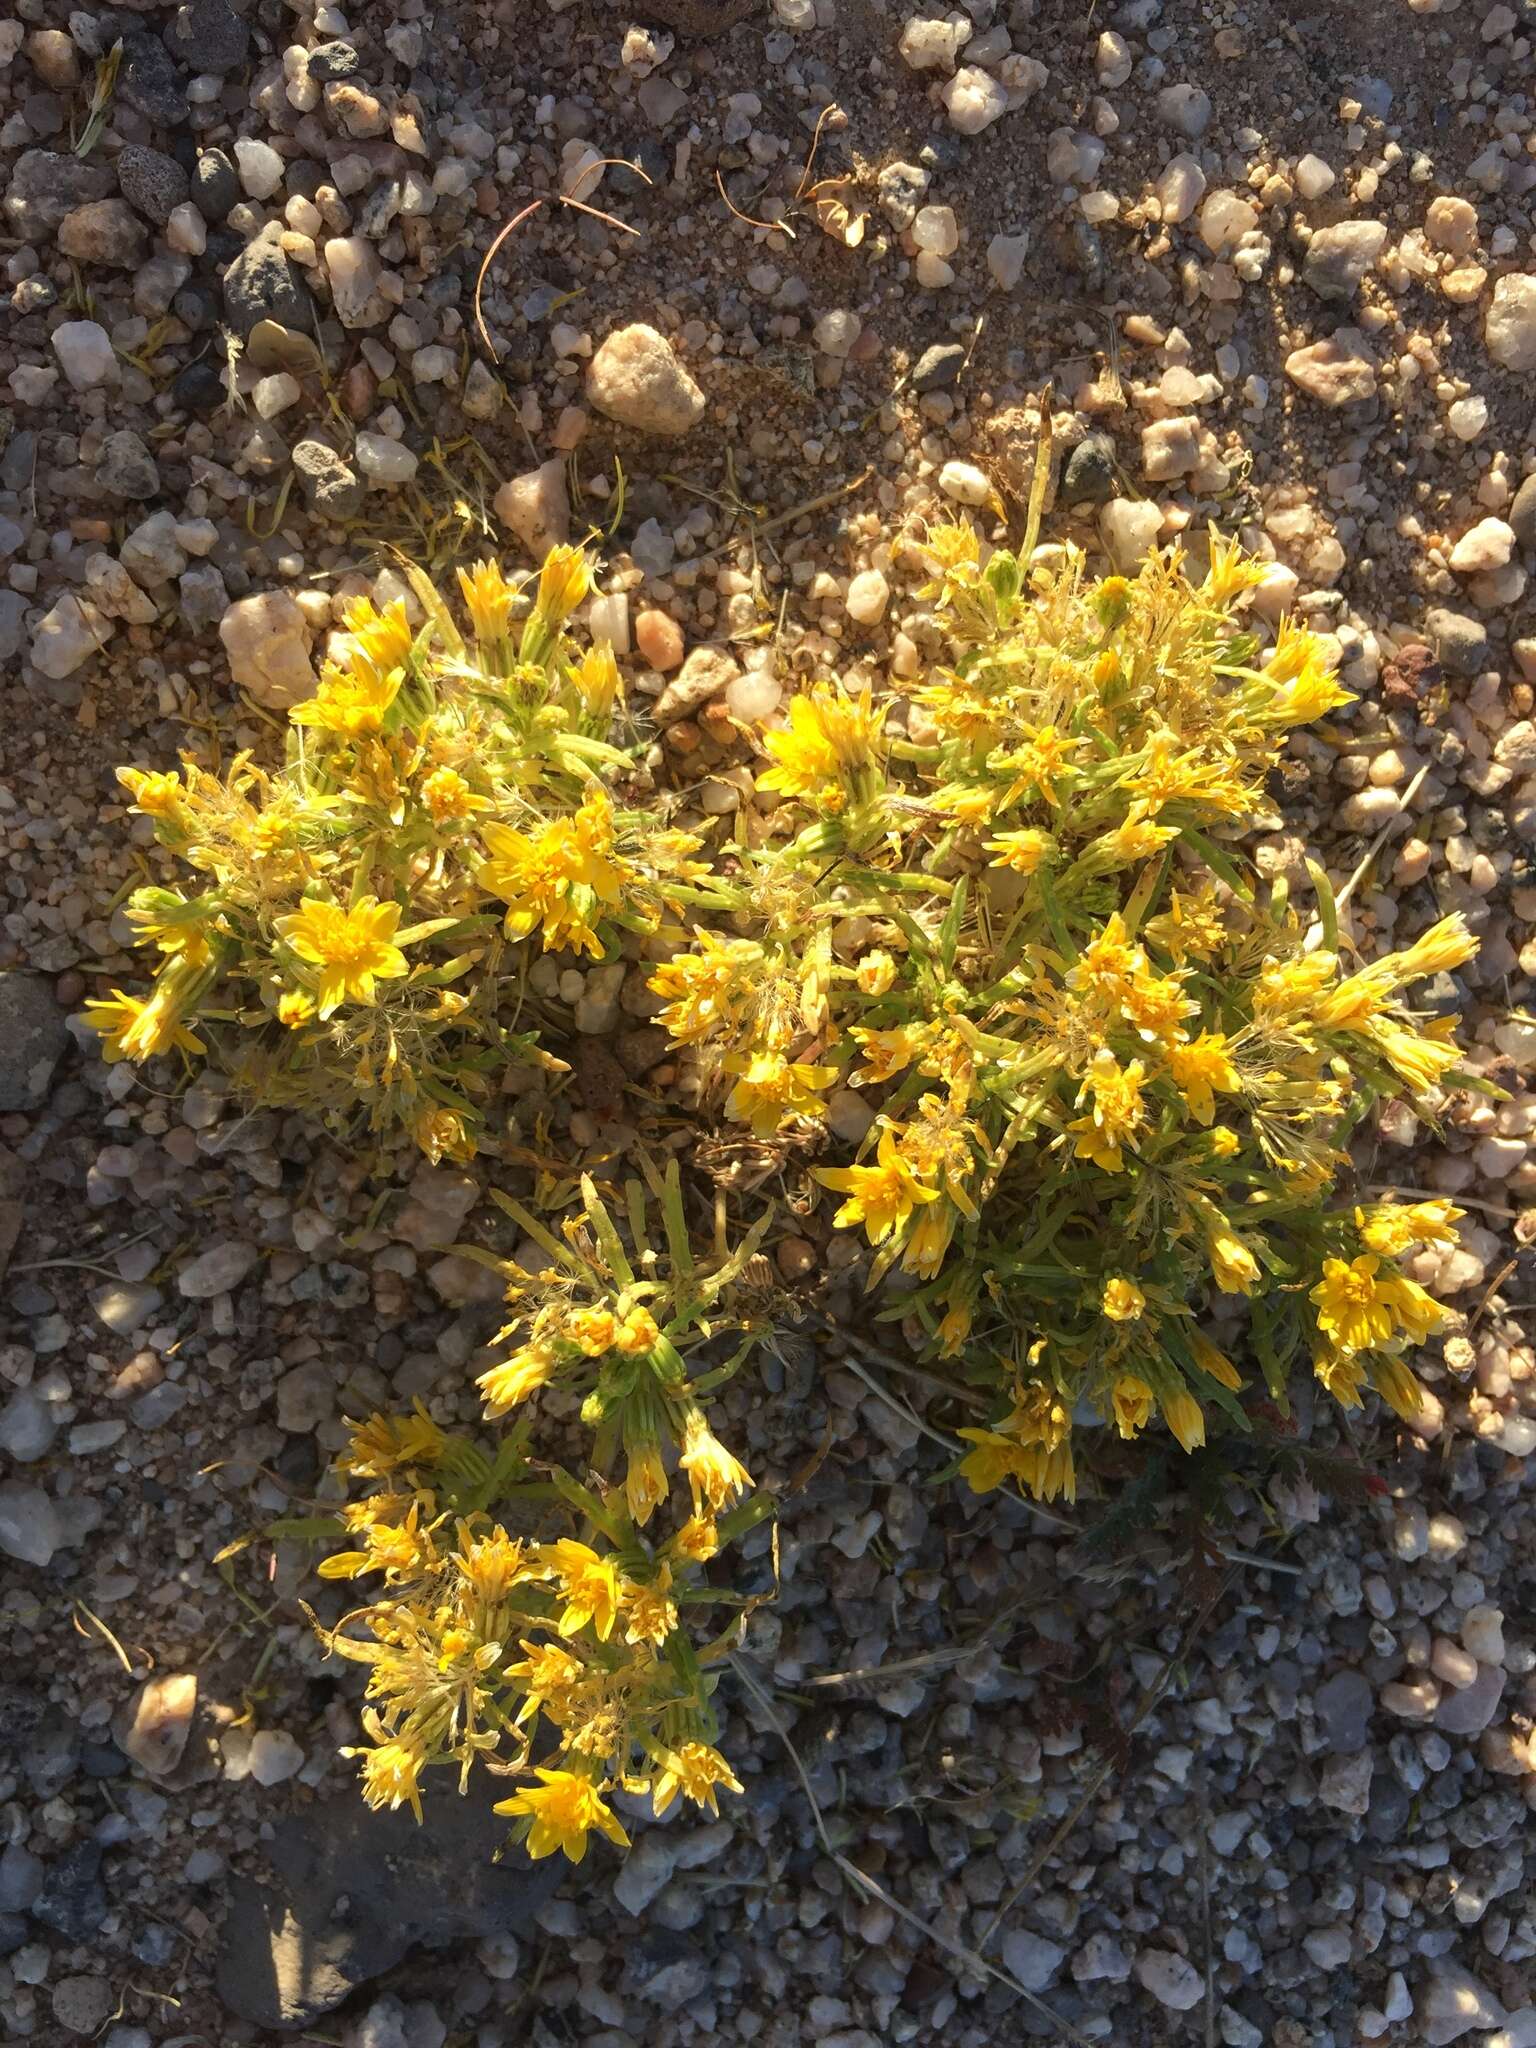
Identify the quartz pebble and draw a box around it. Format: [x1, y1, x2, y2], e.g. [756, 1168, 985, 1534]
[844, 570, 890, 624]
[586, 324, 706, 436]
[938, 460, 991, 506]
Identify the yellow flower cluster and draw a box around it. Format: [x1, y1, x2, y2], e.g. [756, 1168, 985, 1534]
[636, 529, 1476, 1500]
[104, 530, 1483, 1860]
[92, 552, 705, 1155]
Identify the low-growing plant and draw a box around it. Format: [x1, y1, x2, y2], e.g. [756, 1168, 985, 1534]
[98, 522, 1481, 1855]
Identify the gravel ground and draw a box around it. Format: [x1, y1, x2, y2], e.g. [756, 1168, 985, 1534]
[4, 0, 1536, 2044]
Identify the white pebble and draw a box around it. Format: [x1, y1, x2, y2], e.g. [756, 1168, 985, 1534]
[1447, 396, 1489, 442]
[845, 569, 890, 624]
[234, 137, 286, 201]
[987, 231, 1029, 290]
[724, 669, 782, 723]
[1295, 153, 1337, 200]
[1156, 154, 1207, 226]
[942, 66, 1008, 136]
[353, 431, 419, 483]
[166, 203, 206, 255]
[938, 460, 991, 506]
[813, 309, 862, 357]
[1461, 1605, 1505, 1666]
[51, 319, 117, 390]
[251, 372, 301, 419]
[912, 204, 959, 257]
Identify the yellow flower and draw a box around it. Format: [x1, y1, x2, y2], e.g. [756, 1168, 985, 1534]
[1314, 1346, 1367, 1409]
[1102, 1276, 1145, 1322]
[1252, 951, 1337, 1021]
[565, 1307, 619, 1356]
[985, 828, 1055, 874]
[678, 1411, 753, 1514]
[412, 1107, 474, 1163]
[117, 766, 184, 818]
[278, 989, 316, 1029]
[614, 1304, 661, 1355]
[83, 987, 206, 1063]
[814, 1125, 939, 1244]
[651, 1742, 743, 1818]
[1188, 1330, 1242, 1390]
[723, 1049, 837, 1139]
[623, 1575, 678, 1647]
[1371, 1354, 1429, 1424]
[457, 558, 518, 642]
[1393, 914, 1478, 981]
[291, 661, 400, 736]
[855, 948, 898, 996]
[647, 932, 765, 1045]
[352, 1740, 425, 1823]
[569, 643, 622, 716]
[494, 1767, 629, 1863]
[1370, 1021, 1461, 1096]
[757, 681, 885, 810]
[506, 1638, 584, 1722]
[477, 1342, 557, 1416]
[535, 545, 593, 626]
[1161, 1386, 1206, 1453]
[1207, 1225, 1260, 1296]
[1063, 1050, 1147, 1174]
[672, 1513, 720, 1563]
[1005, 723, 1079, 806]
[957, 1427, 1030, 1494]
[1112, 1375, 1154, 1439]
[420, 766, 489, 822]
[1165, 1030, 1241, 1125]
[1208, 1126, 1241, 1159]
[1358, 1199, 1461, 1255]
[624, 1445, 669, 1529]
[1120, 965, 1196, 1045]
[1309, 1254, 1395, 1354]
[478, 790, 629, 960]
[1383, 1271, 1445, 1345]
[849, 1023, 926, 1086]
[277, 896, 411, 1017]
[338, 1405, 446, 1477]
[540, 1538, 623, 1641]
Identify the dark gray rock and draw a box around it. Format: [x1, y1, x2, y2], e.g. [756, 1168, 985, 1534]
[192, 147, 240, 222]
[96, 430, 161, 500]
[172, 360, 225, 414]
[1314, 1668, 1373, 1754]
[214, 1780, 561, 2031]
[222, 221, 315, 339]
[116, 144, 190, 226]
[911, 343, 966, 392]
[0, 976, 69, 1112]
[31, 1842, 109, 1942]
[2, 150, 114, 243]
[307, 39, 361, 82]
[0, 593, 24, 664]
[164, 0, 250, 76]
[1064, 433, 1119, 504]
[1425, 606, 1490, 679]
[118, 31, 189, 128]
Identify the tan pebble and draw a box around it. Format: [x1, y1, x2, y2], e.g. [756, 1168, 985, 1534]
[635, 608, 684, 670]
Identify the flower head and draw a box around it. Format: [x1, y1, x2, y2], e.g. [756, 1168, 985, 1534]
[84, 987, 206, 1063]
[535, 546, 593, 627]
[1112, 1375, 1154, 1439]
[757, 682, 886, 811]
[292, 661, 400, 737]
[494, 1766, 629, 1863]
[651, 1742, 743, 1818]
[1102, 1276, 1145, 1322]
[814, 1124, 939, 1244]
[723, 1049, 837, 1139]
[539, 1538, 623, 1641]
[457, 558, 518, 642]
[1165, 1030, 1241, 1126]
[1063, 1049, 1147, 1174]
[678, 1411, 753, 1514]
[1160, 1386, 1206, 1453]
[277, 896, 411, 1017]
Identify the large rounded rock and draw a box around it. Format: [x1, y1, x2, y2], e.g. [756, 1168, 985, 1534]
[218, 590, 317, 709]
[1486, 273, 1536, 373]
[116, 144, 190, 227]
[586, 323, 706, 436]
[2, 150, 113, 243]
[0, 975, 69, 1111]
[222, 220, 315, 339]
[57, 198, 147, 269]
